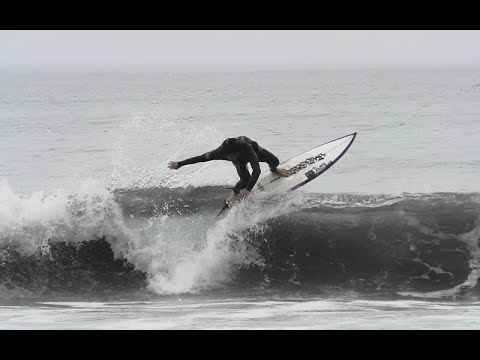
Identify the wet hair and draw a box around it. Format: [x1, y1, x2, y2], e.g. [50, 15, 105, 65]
[222, 138, 240, 153]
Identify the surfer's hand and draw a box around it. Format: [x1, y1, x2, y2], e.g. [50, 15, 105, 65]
[238, 189, 250, 199]
[168, 161, 179, 170]
[276, 167, 291, 177]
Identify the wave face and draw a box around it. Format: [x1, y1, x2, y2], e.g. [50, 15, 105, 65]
[238, 194, 480, 294]
[1, 179, 480, 299]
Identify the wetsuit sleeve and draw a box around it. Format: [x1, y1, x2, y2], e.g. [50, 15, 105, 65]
[177, 146, 225, 168]
[245, 145, 261, 192]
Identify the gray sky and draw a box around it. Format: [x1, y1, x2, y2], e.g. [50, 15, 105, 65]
[1, 30, 479, 70]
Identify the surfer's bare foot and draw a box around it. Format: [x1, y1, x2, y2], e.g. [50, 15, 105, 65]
[237, 189, 250, 199]
[168, 161, 179, 170]
[226, 190, 251, 205]
[227, 192, 236, 202]
[276, 167, 291, 177]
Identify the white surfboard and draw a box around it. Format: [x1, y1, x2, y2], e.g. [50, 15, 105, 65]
[252, 132, 357, 193]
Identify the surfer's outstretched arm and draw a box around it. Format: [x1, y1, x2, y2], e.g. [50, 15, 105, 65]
[168, 146, 225, 169]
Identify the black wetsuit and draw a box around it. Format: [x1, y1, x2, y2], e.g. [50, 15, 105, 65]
[177, 136, 280, 194]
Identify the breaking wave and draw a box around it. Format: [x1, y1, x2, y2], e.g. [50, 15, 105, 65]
[1, 179, 480, 300]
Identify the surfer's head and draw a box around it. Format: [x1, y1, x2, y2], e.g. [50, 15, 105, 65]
[222, 138, 240, 161]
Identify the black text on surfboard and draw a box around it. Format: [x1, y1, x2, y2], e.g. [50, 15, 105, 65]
[288, 153, 325, 175]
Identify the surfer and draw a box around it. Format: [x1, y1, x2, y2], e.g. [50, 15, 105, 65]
[168, 136, 290, 202]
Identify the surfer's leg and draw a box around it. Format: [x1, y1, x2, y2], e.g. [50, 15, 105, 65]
[256, 147, 279, 171]
[233, 163, 251, 194]
[257, 147, 290, 176]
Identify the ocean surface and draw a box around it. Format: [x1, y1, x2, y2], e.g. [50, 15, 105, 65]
[1, 67, 480, 329]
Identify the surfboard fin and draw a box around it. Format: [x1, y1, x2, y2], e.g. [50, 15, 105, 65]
[216, 199, 230, 217]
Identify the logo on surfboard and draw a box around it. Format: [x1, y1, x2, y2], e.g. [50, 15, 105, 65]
[304, 161, 333, 180]
[288, 153, 325, 175]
